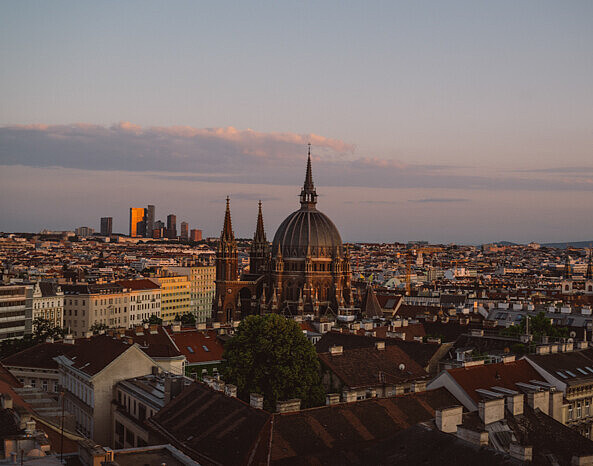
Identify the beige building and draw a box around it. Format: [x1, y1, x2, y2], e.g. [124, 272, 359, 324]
[149, 275, 190, 324]
[62, 283, 130, 336]
[167, 265, 215, 323]
[116, 279, 161, 326]
[54, 335, 157, 446]
[32, 282, 64, 329]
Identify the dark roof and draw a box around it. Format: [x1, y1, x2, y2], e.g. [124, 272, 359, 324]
[149, 382, 271, 466]
[116, 279, 160, 290]
[361, 424, 520, 466]
[423, 321, 473, 342]
[124, 326, 182, 359]
[507, 405, 593, 466]
[319, 345, 427, 388]
[361, 286, 383, 318]
[2, 342, 76, 369]
[446, 360, 545, 404]
[270, 388, 459, 465]
[58, 335, 134, 376]
[441, 294, 467, 306]
[526, 350, 593, 385]
[315, 331, 441, 369]
[39, 282, 61, 297]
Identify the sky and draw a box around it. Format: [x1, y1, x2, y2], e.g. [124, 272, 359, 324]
[1, 1, 592, 244]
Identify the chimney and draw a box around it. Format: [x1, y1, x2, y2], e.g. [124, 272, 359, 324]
[329, 345, 343, 356]
[164, 375, 183, 405]
[549, 390, 563, 421]
[85, 331, 93, 338]
[250, 393, 264, 409]
[375, 341, 385, 351]
[25, 420, 36, 434]
[326, 393, 340, 406]
[64, 334, 74, 345]
[435, 406, 463, 433]
[505, 394, 524, 416]
[196, 322, 206, 330]
[224, 384, 237, 398]
[342, 391, 357, 403]
[509, 444, 533, 462]
[1, 394, 13, 410]
[478, 398, 505, 425]
[151, 366, 159, 376]
[412, 381, 427, 393]
[276, 399, 301, 413]
[171, 323, 181, 333]
[45, 337, 54, 344]
[526, 390, 549, 415]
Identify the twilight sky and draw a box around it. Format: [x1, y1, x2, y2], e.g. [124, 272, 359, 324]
[1, 1, 592, 244]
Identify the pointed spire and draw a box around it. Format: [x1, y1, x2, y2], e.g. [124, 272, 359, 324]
[254, 200, 266, 243]
[300, 144, 318, 209]
[221, 196, 235, 242]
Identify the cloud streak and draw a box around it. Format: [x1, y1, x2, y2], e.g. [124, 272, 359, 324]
[2, 122, 593, 192]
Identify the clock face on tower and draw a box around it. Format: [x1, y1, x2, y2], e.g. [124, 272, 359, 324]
[227, 288, 232, 294]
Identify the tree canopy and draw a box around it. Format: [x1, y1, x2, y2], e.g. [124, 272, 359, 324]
[222, 314, 324, 411]
[503, 311, 569, 339]
[174, 312, 196, 326]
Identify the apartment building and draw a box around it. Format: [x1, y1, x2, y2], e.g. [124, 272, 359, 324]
[166, 265, 215, 323]
[62, 283, 130, 336]
[149, 275, 190, 324]
[0, 284, 33, 341]
[116, 279, 161, 326]
[112, 371, 191, 449]
[31, 282, 64, 329]
[54, 335, 157, 445]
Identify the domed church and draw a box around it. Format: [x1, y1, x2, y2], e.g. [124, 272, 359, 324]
[213, 147, 353, 323]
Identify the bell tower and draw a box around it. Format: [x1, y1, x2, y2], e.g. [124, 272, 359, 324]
[214, 197, 239, 322]
[249, 201, 269, 275]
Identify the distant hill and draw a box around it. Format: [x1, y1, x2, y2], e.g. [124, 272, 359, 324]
[542, 240, 593, 249]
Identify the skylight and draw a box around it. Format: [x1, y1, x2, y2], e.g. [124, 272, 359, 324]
[202, 345, 209, 352]
[565, 370, 577, 377]
[586, 367, 593, 374]
[577, 368, 588, 375]
[556, 371, 568, 379]
[186, 346, 194, 354]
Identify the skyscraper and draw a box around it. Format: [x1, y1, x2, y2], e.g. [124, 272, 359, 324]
[129, 208, 145, 237]
[100, 217, 113, 236]
[144, 205, 155, 238]
[167, 214, 177, 239]
[190, 229, 202, 242]
[180, 221, 189, 240]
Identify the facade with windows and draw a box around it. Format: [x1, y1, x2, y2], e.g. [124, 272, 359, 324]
[167, 265, 215, 323]
[149, 275, 190, 324]
[0, 284, 33, 341]
[62, 283, 131, 336]
[32, 282, 64, 329]
[112, 372, 191, 449]
[116, 279, 161, 326]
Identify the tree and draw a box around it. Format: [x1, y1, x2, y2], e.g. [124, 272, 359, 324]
[222, 314, 324, 411]
[142, 314, 163, 325]
[32, 317, 66, 341]
[174, 312, 196, 326]
[89, 322, 109, 334]
[502, 312, 569, 339]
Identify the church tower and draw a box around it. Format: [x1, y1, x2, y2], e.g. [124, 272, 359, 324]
[586, 253, 593, 295]
[214, 197, 239, 322]
[249, 201, 269, 275]
[561, 255, 573, 294]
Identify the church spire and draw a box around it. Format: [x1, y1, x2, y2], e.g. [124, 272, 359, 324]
[300, 144, 318, 209]
[254, 200, 266, 243]
[221, 196, 234, 242]
[586, 252, 593, 280]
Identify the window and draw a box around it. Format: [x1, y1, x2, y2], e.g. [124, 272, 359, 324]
[578, 402, 582, 418]
[586, 400, 590, 417]
[569, 405, 574, 420]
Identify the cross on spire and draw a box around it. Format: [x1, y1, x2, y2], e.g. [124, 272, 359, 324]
[221, 196, 235, 242]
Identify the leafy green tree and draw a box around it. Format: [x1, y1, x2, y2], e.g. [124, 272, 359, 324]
[89, 322, 109, 334]
[222, 314, 324, 411]
[32, 317, 66, 341]
[142, 314, 163, 325]
[502, 312, 569, 339]
[174, 312, 196, 326]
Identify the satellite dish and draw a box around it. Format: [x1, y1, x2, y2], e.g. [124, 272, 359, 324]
[570, 331, 577, 338]
[399, 363, 406, 371]
[568, 337, 574, 343]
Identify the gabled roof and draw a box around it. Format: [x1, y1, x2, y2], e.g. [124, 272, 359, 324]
[56, 335, 136, 376]
[361, 285, 383, 318]
[446, 360, 545, 404]
[124, 326, 182, 359]
[526, 349, 593, 385]
[319, 345, 427, 388]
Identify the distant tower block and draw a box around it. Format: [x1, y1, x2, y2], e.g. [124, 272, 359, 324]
[190, 229, 202, 242]
[180, 222, 189, 240]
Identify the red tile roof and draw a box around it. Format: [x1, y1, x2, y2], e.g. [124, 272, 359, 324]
[165, 329, 224, 364]
[116, 278, 160, 290]
[447, 359, 545, 404]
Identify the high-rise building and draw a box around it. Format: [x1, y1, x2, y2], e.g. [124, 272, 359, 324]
[190, 229, 202, 242]
[129, 208, 145, 237]
[75, 226, 94, 236]
[167, 214, 177, 239]
[180, 222, 189, 240]
[100, 217, 113, 236]
[144, 205, 155, 238]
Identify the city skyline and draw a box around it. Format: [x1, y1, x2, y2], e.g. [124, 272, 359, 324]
[1, 1, 592, 243]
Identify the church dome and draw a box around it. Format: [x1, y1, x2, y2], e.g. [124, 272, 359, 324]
[271, 149, 343, 258]
[272, 208, 342, 257]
